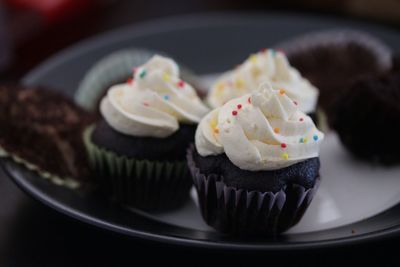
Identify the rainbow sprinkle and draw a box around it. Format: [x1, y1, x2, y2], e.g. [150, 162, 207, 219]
[163, 95, 170, 101]
[313, 134, 318, 141]
[235, 79, 244, 89]
[274, 128, 280, 134]
[216, 82, 225, 91]
[281, 153, 289, 160]
[249, 54, 257, 64]
[139, 69, 146, 78]
[163, 73, 170, 82]
[279, 89, 286, 95]
[232, 110, 238, 116]
[281, 143, 287, 149]
[177, 80, 185, 88]
[237, 104, 242, 109]
[126, 78, 133, 85]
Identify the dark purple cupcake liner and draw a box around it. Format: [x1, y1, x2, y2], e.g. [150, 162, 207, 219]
[187, 145, 320, 236]
[84, 126, 192, 211]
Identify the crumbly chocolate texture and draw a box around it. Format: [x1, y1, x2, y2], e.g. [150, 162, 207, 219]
[0, 85, 95, 180]
[289, 43, 388, 112]
[92, 119, 197, 161]
[329, 71, 400, 164]
[278, 30, 392, 113]
[192, 147, 319, 193]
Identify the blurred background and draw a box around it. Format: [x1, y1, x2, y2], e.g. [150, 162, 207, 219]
[1, 0, 400, 82]
[1, 1, 400, 266]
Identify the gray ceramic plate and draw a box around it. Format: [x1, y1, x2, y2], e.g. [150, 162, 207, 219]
[3, 12, 400, 250]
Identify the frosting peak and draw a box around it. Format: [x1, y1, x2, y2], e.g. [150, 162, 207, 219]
[101, 55, 209, 138]
[196, 83, 324, 171]
[207, 49, 318, 114]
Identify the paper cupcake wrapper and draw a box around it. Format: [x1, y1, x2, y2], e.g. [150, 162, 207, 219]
[75, 48, 205, 112]
[276, 29, 393, 70]
[307, 109, 328, 131]
[75, 48, 155, 111]
[186, 145, 320, 236]
[84, 126, 192, 211]
[0, 145, 80, 189]
[316, 108, 330, 133]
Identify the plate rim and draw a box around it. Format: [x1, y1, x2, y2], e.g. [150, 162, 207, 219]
[6, 11, 400, 250]
[3, 158, 400, 251]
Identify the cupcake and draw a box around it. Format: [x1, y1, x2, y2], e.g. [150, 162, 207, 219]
[277, 29, 393, 112]
[329, 70, 400, 165]
[188, 83, 324, 236]
[207, 49, 319, 118]
[84, 55, 209, 211]
[0, 85, 94, 188]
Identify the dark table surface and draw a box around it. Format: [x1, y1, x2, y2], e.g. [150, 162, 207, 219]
[1, 1, 400, 266]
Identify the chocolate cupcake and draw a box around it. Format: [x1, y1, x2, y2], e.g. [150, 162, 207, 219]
[207, 49, 319, 118]
[329, 71, 400, 164]
[277, 29, 393, 112]
[84, 55, 209, 211]
[188, 83, 324, 236]
[0, 85, 94, 188]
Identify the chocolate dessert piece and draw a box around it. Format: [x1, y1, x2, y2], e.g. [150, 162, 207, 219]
[187, 145, 320, 235]
[91, 119, 196, 161]
[277, 30, 393, 113]
[191, 146, 319, 193]
[0, 85, 95, 181]
[329, 71, 400, 164]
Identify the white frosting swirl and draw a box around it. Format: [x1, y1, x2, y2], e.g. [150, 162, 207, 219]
[207, 49, 318, 114]
[196, 83, 324, 171]
[101, 55, 209, 138]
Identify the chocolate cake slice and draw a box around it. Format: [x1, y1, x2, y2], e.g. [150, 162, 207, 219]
[277, 30, 393, 113]
[328, 71, 400, 164]
[0, 85, 95, 184]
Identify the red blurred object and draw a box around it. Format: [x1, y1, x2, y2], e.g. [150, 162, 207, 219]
[5, 0, 96, 23]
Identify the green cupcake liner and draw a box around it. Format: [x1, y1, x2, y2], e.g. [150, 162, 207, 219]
[75, 48, 156, 111]
[75, 48, 205, 112]
[83, 126, 192, 211]
[0, 145, 80, 189]
[316, 108, 329, 133]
